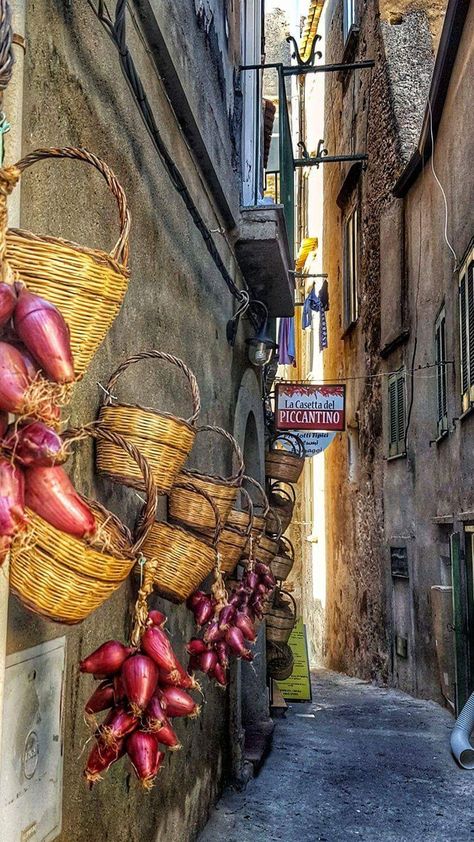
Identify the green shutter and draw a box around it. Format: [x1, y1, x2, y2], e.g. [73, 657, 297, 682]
[468, 261, 474, 399]
[460, 273, 468, 401]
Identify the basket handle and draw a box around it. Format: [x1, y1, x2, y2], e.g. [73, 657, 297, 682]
[266, 510, 282, 542]
[173, 480, 222, 546]
[102, 350, 201, 425]
[236, 486, 254, 538]
[187, 425, 244, 485]
[270, 482, 296, 505]
[63, 423, 157, 555]
[279, 535, 295, 560]
[280, 588, 297, 620]
[271, 432, 306, 458]
[242, 475, 270, 517]
[11, 147, 131, 265]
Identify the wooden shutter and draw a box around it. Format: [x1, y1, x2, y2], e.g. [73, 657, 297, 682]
[460, 272, 468, 405]
[468, 261, 474, 400]
[435, 309, 447, 435]
[396, 372, 406, 447]
[388, 370, 406, 457]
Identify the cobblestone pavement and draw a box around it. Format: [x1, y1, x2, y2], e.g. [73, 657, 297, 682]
[198, 669, 474, 842]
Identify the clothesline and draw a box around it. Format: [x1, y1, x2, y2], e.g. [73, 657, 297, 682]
[275, 360, 454, 384]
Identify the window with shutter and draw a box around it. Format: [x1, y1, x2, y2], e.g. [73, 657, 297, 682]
[388, 369, 406, 457]
[342, 206, 359, 331]
[435, 307, 448, 436]
[459, 249, 474, 412]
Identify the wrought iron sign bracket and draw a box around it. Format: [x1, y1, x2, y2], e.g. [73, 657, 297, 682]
[286, 33, 322, 68]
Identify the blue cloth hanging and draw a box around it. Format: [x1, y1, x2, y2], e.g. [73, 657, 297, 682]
[278, 317, 296, 366]
[302, 288, 328, 351]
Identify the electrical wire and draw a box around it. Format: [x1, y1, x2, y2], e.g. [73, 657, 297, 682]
[428, 97, 458, 271]
[88, 0, 261, 326]
[274, 360, 454, 384]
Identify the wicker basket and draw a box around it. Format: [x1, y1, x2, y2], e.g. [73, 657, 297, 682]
[266, 482, 296, 534]
[96, 351, 201, 494]
[9, 426, 157, 624]
[219, 488, 254, 576]
[0, 147, 130, 378]
[267, 641, 294, 681]
[242, 476, 270, 546]
[140, 482, 222, 604]
[265, 433, 305, 484]
[168, 425, 244, 534]
[271, 537, 295, 582]
[265, 590, 297, 645]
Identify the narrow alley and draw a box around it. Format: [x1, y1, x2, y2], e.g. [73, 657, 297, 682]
[199, 671, 473, 842]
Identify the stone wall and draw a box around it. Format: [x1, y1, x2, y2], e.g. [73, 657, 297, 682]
[4, 2, 262, 840]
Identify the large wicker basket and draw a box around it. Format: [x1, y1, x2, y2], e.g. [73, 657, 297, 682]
[9, 426, 157, 624]
[96, 351, 201, 494]
[271, 536, 295, 582]
[168, 425, 244, 534]
[219, 488, 254, 575]
[265, 433, 305, 484]
[140, 483, 222, 604]
[266, 482, 296, 534]
[265, 590, 297, 645]
[242, 476, 270, 546]
[0, 147, 130, 378]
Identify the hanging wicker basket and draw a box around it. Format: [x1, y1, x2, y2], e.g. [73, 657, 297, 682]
[0, 147, 131, 378]
[219, 487, 254, 576]
[271, 536, 295, 582]
[266, 482, 296, 534]
[267, 641, 294, 681]
[9, 426, 157, 625]
[265, 433, 305, 484]
[255, 512, 281, 566]
[96, 350, 201, 494]
[265, 589, 297, 645]
[242, 475, 270, 546]
[168, 425, 244, 534]
[139, 482, 222, 604]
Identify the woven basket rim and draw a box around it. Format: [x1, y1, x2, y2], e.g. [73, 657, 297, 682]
[147, 518, 216, 550]
[100, 402, 197, 435]
[8, 227, 130, 276]
[182, 467, 242, 488]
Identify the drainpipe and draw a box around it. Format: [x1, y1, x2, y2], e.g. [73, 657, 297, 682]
[0, 0, 25, 762]
[450, 693, 474, 769]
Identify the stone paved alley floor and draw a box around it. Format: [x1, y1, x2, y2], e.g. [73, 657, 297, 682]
[198, 670, 474, 842]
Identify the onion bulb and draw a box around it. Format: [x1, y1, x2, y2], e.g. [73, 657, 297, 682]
[25, 465, 96, 538]
[0, 282, 16, 328]
[80, 641, 134, 675]
[14, 284, 75, 384]
[0, 459, 26, 537]
[126, 730, 164, 789]
[121, 654, 159, 716]
[5, 421, 68, 467]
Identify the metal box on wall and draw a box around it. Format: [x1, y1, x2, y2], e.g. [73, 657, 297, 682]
[0, 637, 66, 842]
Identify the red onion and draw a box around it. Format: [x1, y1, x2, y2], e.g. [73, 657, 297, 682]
[218, 604, 236, 629]
[161, 686, 200, 718]
[245, 572, 259, 590]
[204, 621, 225, 645]
[80, 641, 134, 675]
[261, 573, 275, 589]
[199, 650, 218, 674]
[100, 706, 139, 747]
[145, 691, 168, 731]
[188, 654, 200, 673]
[160, 659, 198, 690]
[186, 590, 207, 610]
[14, 284, 75, 384]
[113, 673, 126, 704]
[121, 654, 159, 715]
[194, 596, 214, 626]
[25, 465, 96, 537]
[226, 626, 251, 658]
[213, 663, 228, 687]
[235, 612, 257, 642]
[148, 609, 167, 627]
[215, 640, 229, 669]
[84, 681, 115, 716]
[0, 283, 16, 328]
[186, 638, 208, 656]
[254, 562, 270, 576]
[141, 625, 182, 676]
[126, 730, 164, 789]
[84, 737, 123, 784]
[14, 344, 39, 381]
[0, 411, 8, 437]
[0, 459, 26, 537]
[0, 342, 31, 414]
[153, 720, 181, 750]
[5, 421, 67, 467]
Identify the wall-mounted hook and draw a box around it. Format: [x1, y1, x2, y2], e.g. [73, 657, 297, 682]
[297, 140, 310, 159]
[286, 33, 322, 68]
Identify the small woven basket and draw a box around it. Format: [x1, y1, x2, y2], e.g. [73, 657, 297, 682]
[266, 482, 296, 534]
[96, 350, 201, 494]
[267, 641, 294, 681]
[168, 425, 244, 534]
[0, 147, 131, 377]
[242, 476, 270, 546]
[265, 433, 305, 484]
[271, 536, 295, 582]
[139, 482, 222, 604]
[265, 589, 297, 645]
[219, 488, 254, 576]
[9, 426, 157, 625]
[255, 512, 281, 566]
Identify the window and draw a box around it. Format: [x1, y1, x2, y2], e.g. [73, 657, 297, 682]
[435, 306, 448, 436]
[343, 0, 356, 42]
[459, 247, 474, 413]
[388, 369, 406, 457]
[241, 0, 263, 206]
[343, 206, 359, 330]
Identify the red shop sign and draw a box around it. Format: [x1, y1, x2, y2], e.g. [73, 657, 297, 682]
[275, 383, 346, 432]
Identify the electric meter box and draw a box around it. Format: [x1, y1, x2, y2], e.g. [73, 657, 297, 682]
[0, 637, 66, 842]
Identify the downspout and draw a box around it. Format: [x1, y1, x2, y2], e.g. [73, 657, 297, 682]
[0, 0, 25, 761]
[450, 693, 474, 769]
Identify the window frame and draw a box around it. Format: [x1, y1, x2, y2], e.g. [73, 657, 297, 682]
[459, 247, 474, 413]
[435, 305, 448, 436]
[343, 0, 357, 43]
[388, 368, 407, 458]
[342, 205, 359, 332]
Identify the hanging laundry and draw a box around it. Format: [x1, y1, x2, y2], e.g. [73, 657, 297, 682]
[319, 279, 329, 311]
[302, 287, 328, 351]
[278, 317, 296, 366]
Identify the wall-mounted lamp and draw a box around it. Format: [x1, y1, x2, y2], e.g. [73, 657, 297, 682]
[245, 301, 277, 367]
